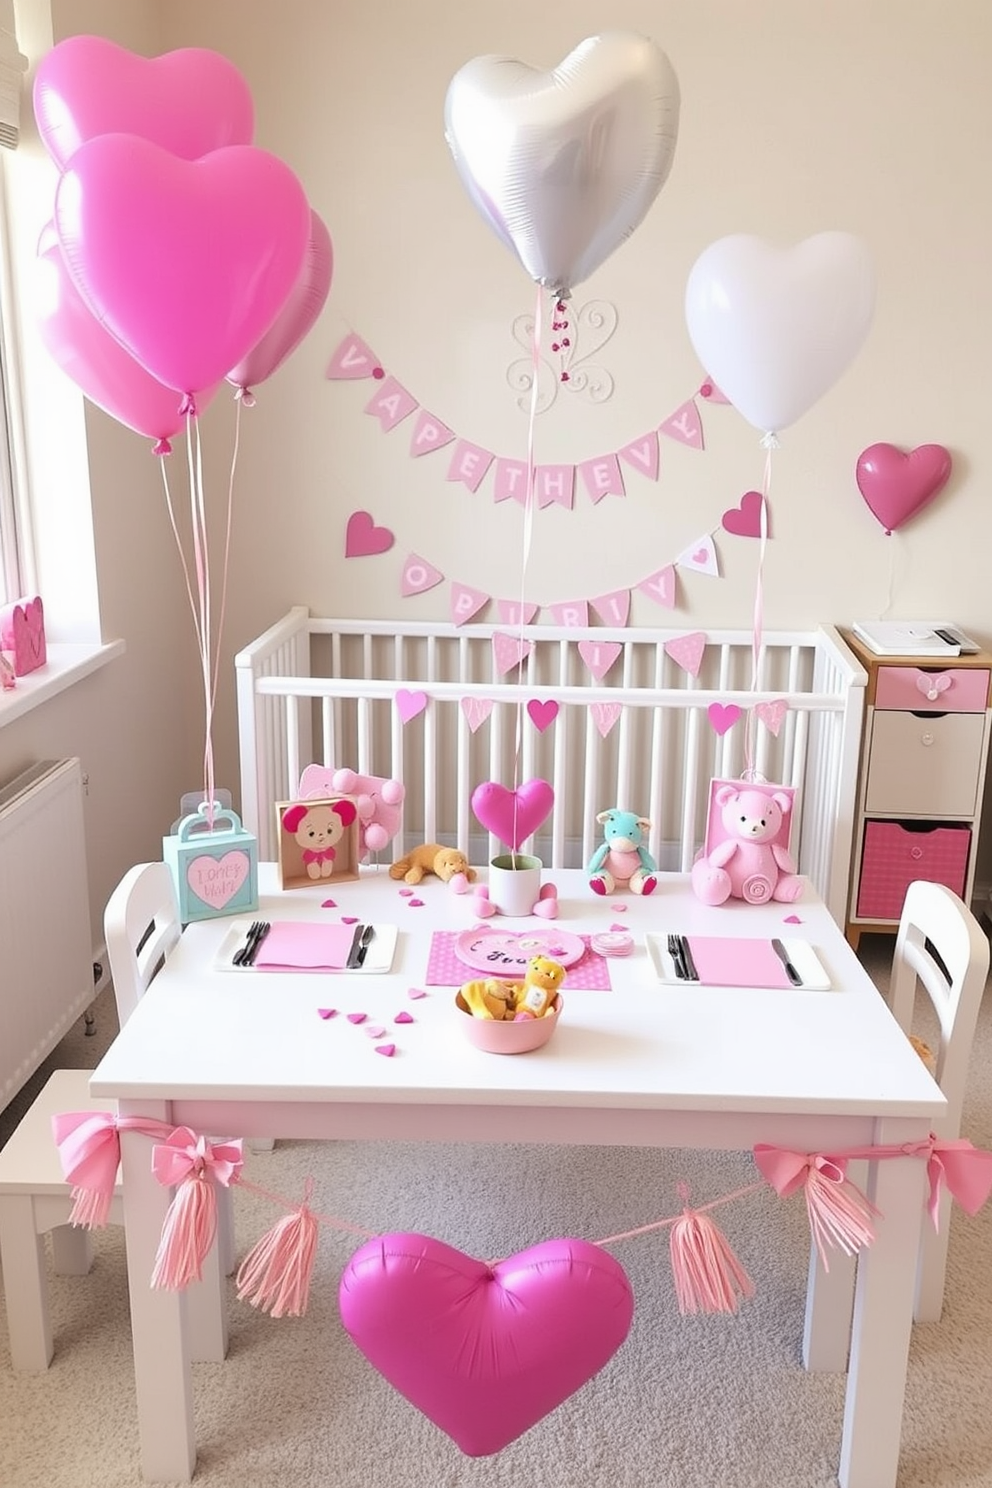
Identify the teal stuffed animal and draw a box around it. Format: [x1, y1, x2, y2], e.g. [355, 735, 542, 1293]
[587, 809, 658, 896]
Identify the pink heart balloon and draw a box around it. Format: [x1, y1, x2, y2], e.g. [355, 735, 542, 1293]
[226, 209, 333, 395]
[340, 1233, 633, 1455]
[33, 36, 254, 170]
[855, 443, 952, 534]
[35, 225, 216, 449]
[54, 135, 310, 395]
[471, 778, 554, 852]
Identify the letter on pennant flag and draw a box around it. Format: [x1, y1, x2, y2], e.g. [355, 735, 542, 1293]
[637, 566, 677, 609]
[493, 458, 530, 504]
[578, 453, 625, 504]
[618, 433, 660, 482]
[326, 333, 380, 379]
[578, 640, 622, 682]
[660, 399, 704, 448]
[401, 553, 445, 597]
[590, 702, 622, 738]
[409, 410, 455, 457]
[364, 376, 418, 432]
[549, 601, 589, 628]
[497, 600, 539, 626]
[449, 582, 490, 625]
[591, 589, 631, 627]
[447, 440, 494, 493]
[536, 464, 575, 510]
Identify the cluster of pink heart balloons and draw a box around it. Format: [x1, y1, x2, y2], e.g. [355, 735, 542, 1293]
[33, 36, 333, 450]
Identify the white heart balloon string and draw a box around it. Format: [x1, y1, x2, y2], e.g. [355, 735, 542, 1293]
[744, 439, 774, 778]
[510, 284, 544, 865]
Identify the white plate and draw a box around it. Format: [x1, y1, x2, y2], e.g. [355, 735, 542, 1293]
[644, 933, 831, 990]
[213, 919, 399, 974]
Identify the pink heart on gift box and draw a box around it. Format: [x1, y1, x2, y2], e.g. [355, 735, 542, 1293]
[856, 443, 952, 534]
[396, 688, 428, 723]
[471, 778, 554, 852]
[345, 509, 395, 558]
[185, 851, 249, 909]
[721, 490, 767, 539]
[339, 1233, 633, 1455]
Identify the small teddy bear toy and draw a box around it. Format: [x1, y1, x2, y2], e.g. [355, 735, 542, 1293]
[587, 809, 658, 896]
[511, 955, 565, 1021]
[281, 798, 357, 879]
[389, 843, 476, 886]
[690, 784, 803, 906]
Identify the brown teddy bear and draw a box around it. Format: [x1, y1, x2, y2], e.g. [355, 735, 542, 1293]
[388, 843, 476, 886]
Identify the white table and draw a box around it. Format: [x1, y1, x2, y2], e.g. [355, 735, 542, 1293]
[91, 865, 944, 1486]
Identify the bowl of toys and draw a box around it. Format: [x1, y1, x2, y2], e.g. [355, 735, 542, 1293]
[455, 954, 565, 1054]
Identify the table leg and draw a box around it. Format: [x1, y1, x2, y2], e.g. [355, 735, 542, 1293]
[839, 1143, 926, 1488]
[120, 1104, 196, 1483]
[802, 1159, 866, 1372]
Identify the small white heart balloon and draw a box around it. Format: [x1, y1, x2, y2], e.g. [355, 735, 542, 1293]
[684, 232, 875, 435]
[445, 31, 680, 296]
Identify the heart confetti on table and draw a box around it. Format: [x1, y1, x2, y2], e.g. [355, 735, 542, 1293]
[342, 916, 360, 925]
[321, 899, 337, 908]
[611, 903, 627, 912]
[374, 1043, 396, 1057]
[317, 1008, 337, 1019]
[408, 988, 427, 1000]
[395, 1011, 414, 1024]
[364, 1025, 386, 1039]
[399, 888, 414, 897]
[783, 913, 803, 924]
[347, 1012, 367, 1025]
[408, 898, 424, 907]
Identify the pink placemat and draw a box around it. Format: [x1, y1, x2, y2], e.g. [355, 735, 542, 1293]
[426, 931, 612, 990]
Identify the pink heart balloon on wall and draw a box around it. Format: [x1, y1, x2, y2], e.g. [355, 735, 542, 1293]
[33, 35, 254, 169]
[54, 135, 311, 396]
[856, 443, 952, 534]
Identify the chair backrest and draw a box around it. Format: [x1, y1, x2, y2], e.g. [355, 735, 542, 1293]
[104, 862, 182, 1026]
[889, 879, 990, 1134]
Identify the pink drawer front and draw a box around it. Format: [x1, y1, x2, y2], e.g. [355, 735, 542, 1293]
[856, 820, 971, 922]
[875, 666, 989, 712]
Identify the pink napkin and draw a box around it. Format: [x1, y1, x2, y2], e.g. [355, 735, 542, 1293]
[684, 936, 791, 989]
[253, 922, 358, 971]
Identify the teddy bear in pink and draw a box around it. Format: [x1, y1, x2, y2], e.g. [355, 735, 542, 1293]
[690, 784, 804, 906]
[298, 765, 405, 860]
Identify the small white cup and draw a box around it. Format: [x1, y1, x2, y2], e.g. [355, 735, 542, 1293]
[488, 854, 542, 916]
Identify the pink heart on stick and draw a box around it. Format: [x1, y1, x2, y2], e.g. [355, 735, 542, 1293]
[339, 1233, 632, 1455]
[856, 443, 952, 534]
[345, 509, 395, 557]
[471, 778, 554, 852]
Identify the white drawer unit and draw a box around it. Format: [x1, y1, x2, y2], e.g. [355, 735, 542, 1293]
[842, 631, 992, 948]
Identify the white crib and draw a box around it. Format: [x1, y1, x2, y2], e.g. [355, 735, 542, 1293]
[235, 609, 868, 924]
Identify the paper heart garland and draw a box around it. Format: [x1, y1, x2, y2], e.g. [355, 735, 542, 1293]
[471, 778, 555, 852]
[444, 33, 680, 295]
[339, 1232, 633, 1455]
[707, 702, 741, 736]
[54, 135, 310, 395]
[721, 491, 767, 539]
[754, 698, 789, 737]
[526, 699, 559, 732]
[395, 689, 428, 723]
[855, 443, 952, 534]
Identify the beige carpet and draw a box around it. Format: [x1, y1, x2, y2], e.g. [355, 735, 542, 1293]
[2, 936, 991, 1488]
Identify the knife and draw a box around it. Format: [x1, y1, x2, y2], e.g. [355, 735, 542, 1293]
[345, 923, 366, 969]
[678, 934, 699, 982]
[353, 924, 375, 968]
[771, 938, 803, 986]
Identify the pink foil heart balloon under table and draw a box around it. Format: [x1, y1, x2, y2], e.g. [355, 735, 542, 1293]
[339, 1232, 633, 1455]
[470, 778, 554, 852]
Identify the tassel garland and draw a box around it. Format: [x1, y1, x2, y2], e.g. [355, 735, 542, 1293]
[150, 1172, 218, 1291]
[236, 1191, 319, 1317]
[804, 1162, 878, 1270]
[669, 1202, 755, 1315]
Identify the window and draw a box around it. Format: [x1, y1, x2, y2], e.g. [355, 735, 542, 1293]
[0, 7, 27, 607]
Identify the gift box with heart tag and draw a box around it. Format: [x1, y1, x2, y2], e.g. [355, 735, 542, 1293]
[164, 801, 258, 923]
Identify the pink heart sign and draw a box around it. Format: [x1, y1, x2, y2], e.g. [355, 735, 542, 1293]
[339, 1233, 633, 1455]
[471, 778, 554, 852]
[721, 490, 767, 539]
[855, 443, 952, 534]
[185, 851, 249, 909]
[345, 510, 394, 557]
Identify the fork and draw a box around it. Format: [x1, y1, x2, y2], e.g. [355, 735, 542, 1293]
[667, 933, 688, 980]
[233, 920, 264, 966]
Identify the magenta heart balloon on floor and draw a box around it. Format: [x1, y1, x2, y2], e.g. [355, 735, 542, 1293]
[340, 1233, 634, 1455]
[856, 443, 952, 534]
[471, 778, 554, 851]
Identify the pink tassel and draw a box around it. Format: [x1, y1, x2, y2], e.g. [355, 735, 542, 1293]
[150, 1173, 217, 1291]
[68, 1184, 115, 1229]
[236, 1194, 319, 1318]
[669, 1204, 755, 1315]
[804, 1163, 877, 1270]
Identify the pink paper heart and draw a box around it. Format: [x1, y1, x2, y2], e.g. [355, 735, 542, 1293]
[320, 898, 337, 908]
[347, 1012, 367, 1025]
[342, 916, 360, 925]
[611, 903, 628, 912]
[448, 872, 471, 894]
[398, 888, 414, 897]
[577, 640, 622, 682]
[408, 898, 424, 907]
[856, 443, 952, 534]
[54, 135, 310, 394]
[590, 702, 622, 738]
[538, 882, 558, 900]
[395, 1011, 414, 1023]
[754, 698, 788, 737]
[471, 778, 555, 852]
[721, 490, 767, 538]
[185, 851, 249, 910]
[345, 509, 395, 557]
[460, 696, 495, 733]
[317, 1008, 337, 1019]
[533, 898, 558, 919]
[364, 1025, 386, 1039]
[407, 988, 427, 1000]
[374, 1043, 396, 1057]
[473, 896, 497, 918]
[707, 702, 742, 736]
[339, 1233, 633, 1455]
[783, 914, 803, 924]
[526, 699, 559, 733]
[396, 688, 428, 723]
[610, 923, 627, 931]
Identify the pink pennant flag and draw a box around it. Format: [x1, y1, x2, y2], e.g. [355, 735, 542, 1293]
[549, 601, 589, 628]
[578, 640, 622, 682]
[637, 565, 677, 609]
[618, 432, 660, 482]
[326, 332, 381, 380]
[447, 440, 494, 493]
[461, 696, 495, 732]
[409, 409, 455, 457]
[665, 631, 707, 677]
[400, 553, 444, 597]
[578, 453, 625, 504]
[497, 599, 539, 626]
[677, 535, 719, 577]
[660, 399, 704, 448]
[450, 582, 490, 625]
[590, 702, 622, 738]
[492, 631, 533, 676]
[591, 589, 631, 627]
[698, 379, 731, 403]
[536, 464, 575, 510]
[364, 376, 418, 432]
[755, 698, 788, 737]
[493, 458, 530, 505]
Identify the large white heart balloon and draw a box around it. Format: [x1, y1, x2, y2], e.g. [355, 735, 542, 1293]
[685, 232, 875, 435]
[445, 31, 679, 296]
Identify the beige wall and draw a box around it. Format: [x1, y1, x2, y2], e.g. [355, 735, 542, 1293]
[4, 0, 992, 953]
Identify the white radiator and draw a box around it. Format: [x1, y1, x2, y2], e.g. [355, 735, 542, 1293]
[0, 757, 93, 1112]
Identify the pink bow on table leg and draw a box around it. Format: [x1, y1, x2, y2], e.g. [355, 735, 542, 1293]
[904, 1136, 992, 1231]
[753, 1145, 878, 1269]
[149, 1127, 244, 1291]
[52, 1110, 176, 1228]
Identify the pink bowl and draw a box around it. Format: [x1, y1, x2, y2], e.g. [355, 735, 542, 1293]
[455, 993, 563, 1054]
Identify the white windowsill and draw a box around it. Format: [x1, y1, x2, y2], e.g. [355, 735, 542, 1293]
[0, 639, 125, 727]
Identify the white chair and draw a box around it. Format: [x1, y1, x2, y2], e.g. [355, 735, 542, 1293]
[803, 879, 989, 1369]
[0, 862, 234, 1370]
